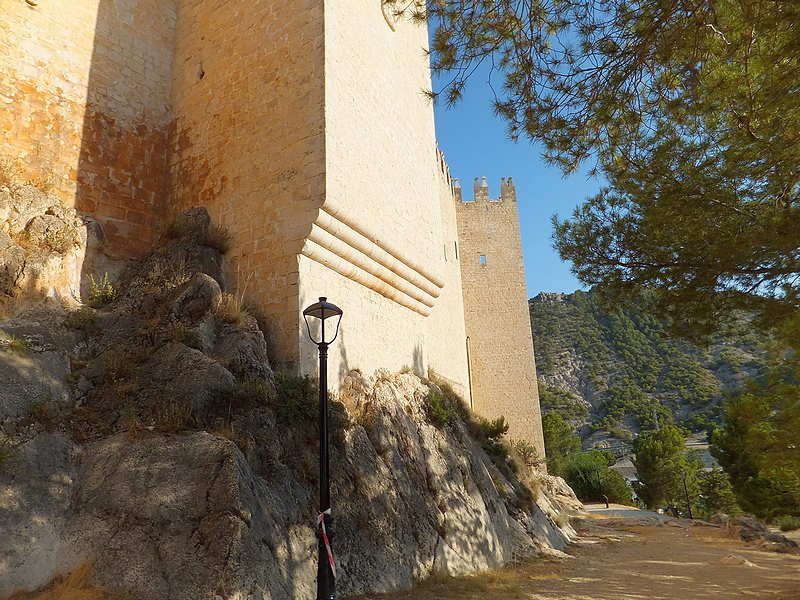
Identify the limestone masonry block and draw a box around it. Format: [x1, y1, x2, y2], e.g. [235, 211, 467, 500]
[1, 0, 544, 454]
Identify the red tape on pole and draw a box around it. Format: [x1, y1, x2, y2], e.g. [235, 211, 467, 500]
[316, 509, 337, 578]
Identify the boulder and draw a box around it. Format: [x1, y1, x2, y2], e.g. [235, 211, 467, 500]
[213, 320, 273, 382]
[135, 341, 238, 422]
[169, 272, 222, 322]
[0, 432, 80, 598]
[4, 185, 52, 236]
[0, 319, 73, 423]
[23, 213, 80, 254]
[724, 516, 800, 554]
[67, 431, 313, 600]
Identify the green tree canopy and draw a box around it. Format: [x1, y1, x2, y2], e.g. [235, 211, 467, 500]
[561, 450, 633, 505]
[541, 411, 581, 473]
[710, 339, 800, 518]
[420, 0, 800, 336]
[632, 425, 699, 511]
[697, 467, 741, 518]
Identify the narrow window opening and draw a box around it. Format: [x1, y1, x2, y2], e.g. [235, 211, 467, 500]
[479, 254, 486, 264]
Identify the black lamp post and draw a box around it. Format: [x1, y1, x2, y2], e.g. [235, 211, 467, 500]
[681, 470, 694, 519]
[303, 297, 343, 600]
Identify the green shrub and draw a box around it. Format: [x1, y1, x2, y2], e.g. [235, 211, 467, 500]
[88, 273, 117, 308]
[239, 378, 276, 406]
[561, 451, 633, 505]
[273, 373, 350, 432]
[425, 388, 455, 427]
[65, 371, 81, 388]
[64, 306, 96, 331]
[778, 516, 799, 532]
[511, 439, 542, 468]
[275, 374, 318, 423]
[2, 334, 29, 354]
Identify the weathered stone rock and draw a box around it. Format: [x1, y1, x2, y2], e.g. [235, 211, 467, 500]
[213, 321, 273, 382]
[0, 305, 84, 353]
[169, 272, 222, 322]
[726, 516, 767, 542]
[0, 203, 583, 598]
[24, 213, 79, 254]
[68, 432, 266, 600]
[1, 370, 581, 600]
[114, 239, 226, 318]
[88, 311, 148, 357]
[5, 185, 51, 236]
[0, 229, 25, 296]
[723, 516, 800, 554]
[0, 321, 72, 422]
[0, 186, 13, 226]
[0, 184, 93, 318]
[173, 206, 212, 237]
[0, 432, 80, 598]
[136, 341, 238, 420]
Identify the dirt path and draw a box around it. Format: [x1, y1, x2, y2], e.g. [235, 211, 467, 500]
[346, 515, 800, 600]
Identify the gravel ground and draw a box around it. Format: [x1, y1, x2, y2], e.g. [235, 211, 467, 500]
[346, 509, 800, 600]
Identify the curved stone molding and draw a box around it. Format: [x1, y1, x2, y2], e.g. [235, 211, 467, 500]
[321, 197, 445, 289]
[301, 238, 433, 316]
[308, 224, 436, 308]
[299, 202, 445, 316]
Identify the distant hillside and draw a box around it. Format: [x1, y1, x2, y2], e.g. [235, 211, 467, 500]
[529, 290, 768, 447]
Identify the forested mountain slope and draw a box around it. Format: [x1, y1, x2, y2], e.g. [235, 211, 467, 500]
[529, 290, 768, 446]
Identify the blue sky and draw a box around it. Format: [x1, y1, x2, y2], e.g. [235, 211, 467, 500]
[433, 77, 600, 296]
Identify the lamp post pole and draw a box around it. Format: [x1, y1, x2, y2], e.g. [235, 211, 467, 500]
[303, 297, 343, 600]
[681, 470, 694, 519]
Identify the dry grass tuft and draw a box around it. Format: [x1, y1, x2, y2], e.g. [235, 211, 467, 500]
[198, 225, 232, 253]
[346, 558, 562, 600]
[214, 292, 250, 328]
[7, 562, 129, 600]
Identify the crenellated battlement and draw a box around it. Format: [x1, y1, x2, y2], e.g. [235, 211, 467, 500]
[452, 177, 517, 203]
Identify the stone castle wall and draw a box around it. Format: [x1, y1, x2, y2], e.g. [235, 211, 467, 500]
[1, 0, 541, 450]
[0, 0, 176, 256]
[456, 178, 545, 457]
[296, 0, 468, 390]
[168, 0, 327, 367]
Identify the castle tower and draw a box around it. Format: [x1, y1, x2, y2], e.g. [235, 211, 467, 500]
[456, 178, 545, 457]
[1, 0, 469, 392]
[168, 0, 470, 389]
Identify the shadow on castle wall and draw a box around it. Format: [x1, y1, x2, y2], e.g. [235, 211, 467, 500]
[74, 0, 173, 300]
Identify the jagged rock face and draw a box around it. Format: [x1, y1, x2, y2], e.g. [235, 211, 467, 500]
[0, 207, 581, 599]
[0, 305, 79, 422]
[0, 184, 92, 316]
[1, 374, 578, 600]
[0, 432, 79, 595]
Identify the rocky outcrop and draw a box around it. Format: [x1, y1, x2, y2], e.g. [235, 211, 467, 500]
[713, 515, 800, 555]
[1, 376, 578, 600]
[0, 184, 96, 317]
[0, 207, 581, 600]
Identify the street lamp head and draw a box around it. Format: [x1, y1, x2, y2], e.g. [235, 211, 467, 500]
[303, 297, 343, 346]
